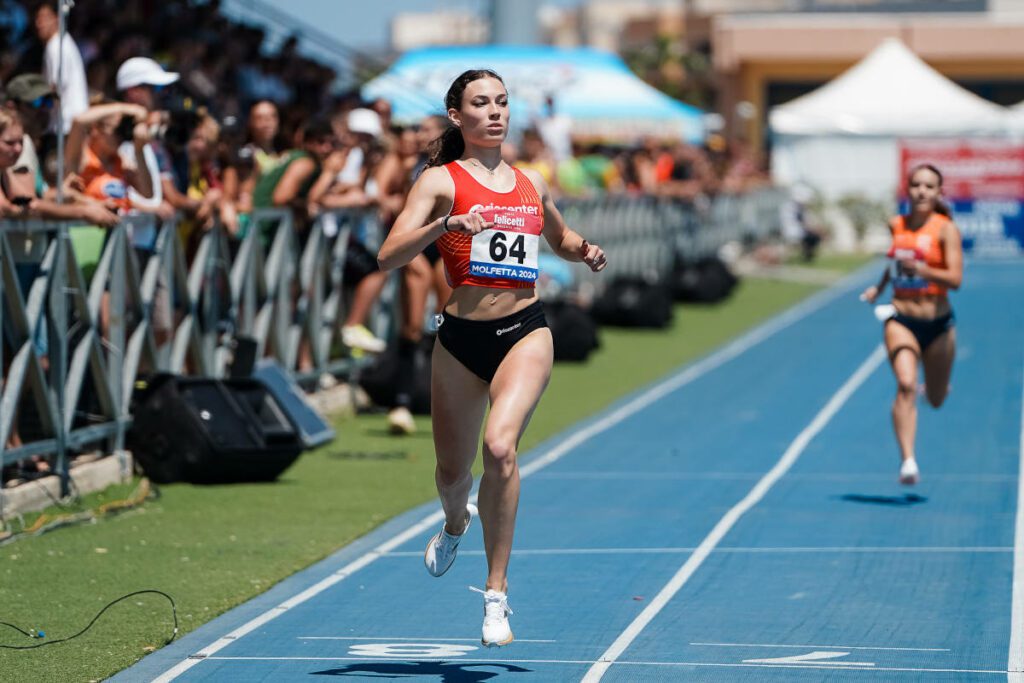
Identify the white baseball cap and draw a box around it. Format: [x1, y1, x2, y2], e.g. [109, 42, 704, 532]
[347, 108, 382, 137]
[116, 57, 180, 91]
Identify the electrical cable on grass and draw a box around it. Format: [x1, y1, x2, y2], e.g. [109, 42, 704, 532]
[0, 590, 178, 650]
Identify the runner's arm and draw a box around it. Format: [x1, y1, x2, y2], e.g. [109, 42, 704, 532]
[524, 168, 606, 271]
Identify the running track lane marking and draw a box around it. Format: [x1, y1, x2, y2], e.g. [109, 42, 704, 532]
[150, 267, 874, 683]
[1010, 357, 1024, 683]
[200, 656, 1010, 675]
[691, 642, 950, 652]
[582, 344, 887, 682]
[382, 546, 1012, 557]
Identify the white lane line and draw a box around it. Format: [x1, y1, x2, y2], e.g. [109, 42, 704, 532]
[535, 471, 1018, 482]
[692, 642, 950, 652]
[151, 266, 873, 682]
[297, 636, 556, 642]
[1011, 357, 1024, 682]
[381, 546, 1011, 557]
[582, 345, 887, 682]
[202, 656, 1008, 675]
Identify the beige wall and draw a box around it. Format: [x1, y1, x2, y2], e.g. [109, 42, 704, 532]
[713, 14, 1024, 149]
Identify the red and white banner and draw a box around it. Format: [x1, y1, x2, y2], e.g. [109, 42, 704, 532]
[899, 140, 1024, 201]
[898, 139, 1024, 256]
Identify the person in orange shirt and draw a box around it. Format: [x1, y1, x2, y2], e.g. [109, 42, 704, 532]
[64, 101, 155, 211]
[862, 164, 963, 485]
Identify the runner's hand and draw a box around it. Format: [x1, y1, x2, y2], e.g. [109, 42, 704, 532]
[445, 212, 493, 235]
[580, 239, 606, 272]
[860, 285, 879, 303]
[898, 258, 922, 276]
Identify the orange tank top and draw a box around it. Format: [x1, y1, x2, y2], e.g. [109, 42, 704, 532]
[438, 161, 545, 289]
[888, 213, 949, 298]
[80, 145, 131, 212]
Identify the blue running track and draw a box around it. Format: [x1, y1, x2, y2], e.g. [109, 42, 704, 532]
[117, 260, 1024, 682]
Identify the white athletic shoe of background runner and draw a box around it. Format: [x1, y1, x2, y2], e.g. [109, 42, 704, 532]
[899, 457, 920, 485]
[423, 503, 477, 577]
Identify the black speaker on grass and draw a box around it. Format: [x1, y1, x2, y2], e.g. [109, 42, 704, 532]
[127, 374, 303, 484]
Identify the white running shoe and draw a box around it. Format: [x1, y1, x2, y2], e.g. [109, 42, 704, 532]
[899, 458, 920, 485]
[424, 503, 477, 577]
[387, 406, 416, 435]
[469, 586, 514, 647]
[341, 324, 386, 353]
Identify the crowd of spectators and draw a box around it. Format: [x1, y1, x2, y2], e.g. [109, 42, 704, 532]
[0, 0, 772, 485]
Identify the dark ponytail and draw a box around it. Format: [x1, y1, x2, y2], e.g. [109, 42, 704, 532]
[426, 68, 505, 168]
[909, 163, 951, 216]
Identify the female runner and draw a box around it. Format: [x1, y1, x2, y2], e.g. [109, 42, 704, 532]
[862, 164, 963, 485]
[377, 69, 606, 645]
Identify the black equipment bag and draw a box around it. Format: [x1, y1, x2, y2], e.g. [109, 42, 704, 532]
[592, 276, 674, 328]
[672, 256, 738, 303]
[545, 300, 600, 362]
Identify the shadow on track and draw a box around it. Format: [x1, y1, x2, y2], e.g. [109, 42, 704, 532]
[312, 661, 531, 681]
[837, 493, 928, 506]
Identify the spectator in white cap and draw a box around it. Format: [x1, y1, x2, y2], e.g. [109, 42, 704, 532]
[114, 56, 181, 215]
[329, 107, 381, 194]
[33, 1, 88, 133]
[116, 57, 180, 96]
[307, 106, 388, 355]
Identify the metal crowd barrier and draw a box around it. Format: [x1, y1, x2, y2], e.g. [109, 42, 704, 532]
[552, 187, 787, 290]
[0, 208, 390, 510]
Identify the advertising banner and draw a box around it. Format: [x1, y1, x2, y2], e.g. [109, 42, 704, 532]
[899, 140, 1024, 256]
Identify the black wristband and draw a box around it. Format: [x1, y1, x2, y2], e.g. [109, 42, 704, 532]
[442, 215, 451, 232]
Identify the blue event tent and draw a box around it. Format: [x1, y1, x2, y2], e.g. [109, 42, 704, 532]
[362, 45, 704, 143]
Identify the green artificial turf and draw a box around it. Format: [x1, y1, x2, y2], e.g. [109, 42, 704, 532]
[0, 258, 869, 682]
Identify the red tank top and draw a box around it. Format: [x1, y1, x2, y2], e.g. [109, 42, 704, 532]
[888, 213, 950, 298]
[437, 161, 544, 289]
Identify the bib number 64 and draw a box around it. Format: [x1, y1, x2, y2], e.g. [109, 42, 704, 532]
[489, 232, 527, 264]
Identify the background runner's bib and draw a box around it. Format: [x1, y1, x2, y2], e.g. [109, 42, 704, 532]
[469, 209, 542, 282]
[889, 245, 929, 292]
[888, 213, 949, 298]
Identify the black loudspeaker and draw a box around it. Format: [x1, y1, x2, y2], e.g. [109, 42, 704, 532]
[128, 374, 304, 484]
[253, 359, 335, 449]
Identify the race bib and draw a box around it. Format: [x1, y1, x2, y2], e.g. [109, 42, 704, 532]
[468, 209, 542, 282]
[889, 245, 927, 291]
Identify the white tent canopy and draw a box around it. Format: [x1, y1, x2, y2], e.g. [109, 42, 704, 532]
[770, 38, 1012, 199]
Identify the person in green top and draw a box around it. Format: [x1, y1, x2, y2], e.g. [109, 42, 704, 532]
[251, 117, 336, 247]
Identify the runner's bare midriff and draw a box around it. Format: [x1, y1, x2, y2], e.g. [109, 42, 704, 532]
[893, 293, 951, 319]
[445, 286, 538, 320]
